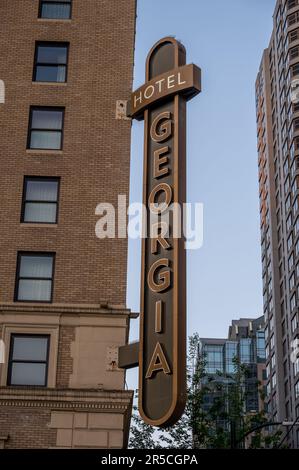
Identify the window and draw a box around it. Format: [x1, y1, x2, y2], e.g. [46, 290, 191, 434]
[39, 0, 72, 19]
[204, 344, 224, 374]
[290, 272, 296, 290]
[270, 335, 275, 350]
[292, 314, 298, 333]
[292, 63, 299, 77]
[33, 42, 68, 83]
[290, 11, 299, 26]
[270, 316, 274, 331]
[286, 194, 291, 212]
[288, 233, 294, 251]
[284, 158, 289, 177]
[284, 359, 288, 377]
[28, 107, 64, 150]
[290, 28, 299, 43]
[288, 0, 298, 9]
[224, 341, 238, 373]
[285, 176, 290, 194]
[256, 330, 266, 360]
[287, 213, 292, 231]
[290, 46, 299, 61]
[292, 160, 296, 178]
[289, 253, 295, 270]
[291, 293, 297, 311]
[240, 338, 253, 364]
[285, 380, 289, 398]
[21, 177, 60, 224]
[293, 178, 299, 197]
[15, 253, 55, 302]
[267, 262, 271, 278]
[268, 278, 273, 295]
[7, 334, 49, 386]
[267, 381, 271, 396]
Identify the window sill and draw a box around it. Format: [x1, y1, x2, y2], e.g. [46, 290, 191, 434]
[14, 300, 53, 304]
[37, 18, 72, 23]
[20, 223, 58, 228]
[32, 81, 67, 87]
[26, 149, 63, 156]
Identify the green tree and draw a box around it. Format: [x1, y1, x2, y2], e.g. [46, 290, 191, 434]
[129, 333, 283, 449]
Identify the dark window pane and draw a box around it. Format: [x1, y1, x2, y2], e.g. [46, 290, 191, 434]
[19, 256, 53, 278]
[12, 337, 48, 361]
[41, 4, 71, 19]
[24, 203, 57, 223]
[26, 180, 58, 202]
[30, 130, 61, 149]
[31, 110, 63, 130]
[23, 179, 59, 224]
[36, 66, 66, 82]
[37, 46, 67, 64]
[10, 363, 46, 386]
[18, 279, 52, 301]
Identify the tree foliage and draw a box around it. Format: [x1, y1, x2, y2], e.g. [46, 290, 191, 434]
[129, 333, 283, 449]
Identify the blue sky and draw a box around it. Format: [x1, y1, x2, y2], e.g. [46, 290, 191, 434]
[126, 0, 276, 389]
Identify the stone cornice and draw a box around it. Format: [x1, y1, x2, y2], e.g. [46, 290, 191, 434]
[0, 387, 134, 412]
[0, 303, 139, 318]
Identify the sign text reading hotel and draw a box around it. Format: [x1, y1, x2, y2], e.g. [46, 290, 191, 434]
[130, 64, 200, 120]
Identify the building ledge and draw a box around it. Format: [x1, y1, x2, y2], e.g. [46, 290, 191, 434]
[0, 387, 134, 412]
[0, 302, 138, 318]
[26, 149, 63, 156]
[31, 81, 68, 87]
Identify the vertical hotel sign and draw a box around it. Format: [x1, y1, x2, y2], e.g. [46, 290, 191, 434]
[129, 38, 201, 427]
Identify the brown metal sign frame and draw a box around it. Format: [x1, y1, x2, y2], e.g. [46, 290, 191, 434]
[126, 37, 201, 428]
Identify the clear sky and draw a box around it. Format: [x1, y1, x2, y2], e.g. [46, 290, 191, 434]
[126, 0, 276, 389]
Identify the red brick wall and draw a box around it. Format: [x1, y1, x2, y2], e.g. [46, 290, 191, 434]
[56, 326, 75, 388]
[0, 0, 136, 305]
[0, 407, 56, 448]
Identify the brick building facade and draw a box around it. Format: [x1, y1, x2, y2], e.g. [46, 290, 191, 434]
[0, 0, 136, 448]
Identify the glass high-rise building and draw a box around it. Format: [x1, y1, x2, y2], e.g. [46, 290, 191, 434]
[199, 317, 266, 435]
[256, 0, 299, 448]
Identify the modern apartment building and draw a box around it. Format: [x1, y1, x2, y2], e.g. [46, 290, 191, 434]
[0, 0, 136, 448]
[199, 317, 266, 419]
[256, 0, 299, 449]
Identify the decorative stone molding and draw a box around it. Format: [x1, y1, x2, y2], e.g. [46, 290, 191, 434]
[0, 302, 138, 318]
[0, 388, 133, 449]
[0, 387, 133, 411]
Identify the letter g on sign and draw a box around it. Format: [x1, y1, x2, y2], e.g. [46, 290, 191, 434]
[150, 111, 172, 142]
[147, 258, 171, 293]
